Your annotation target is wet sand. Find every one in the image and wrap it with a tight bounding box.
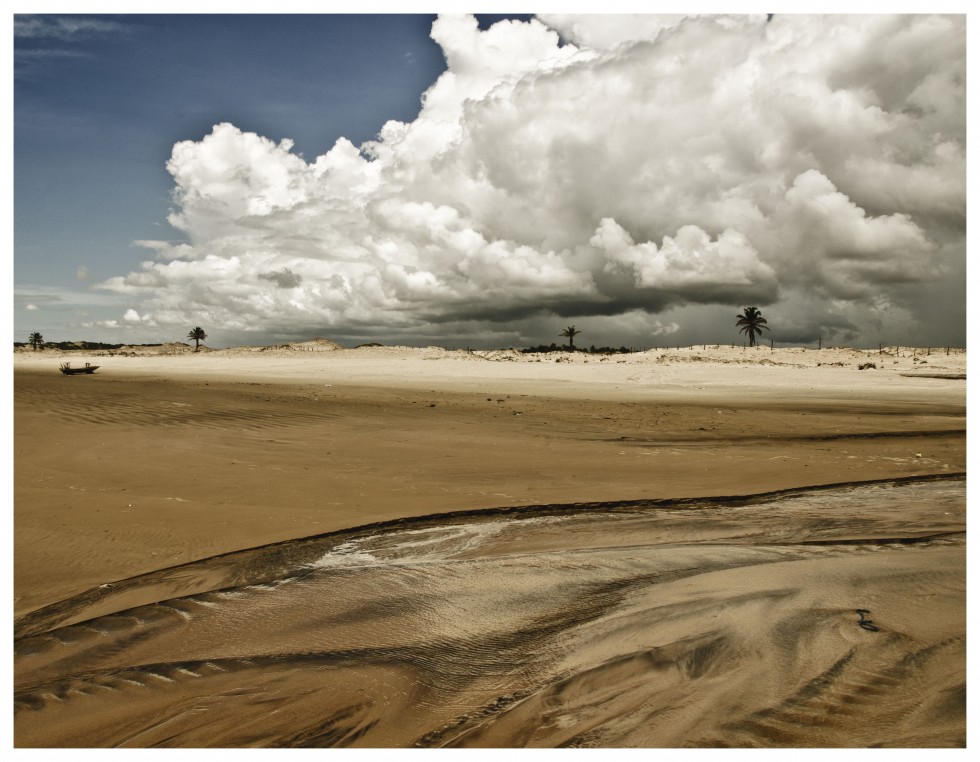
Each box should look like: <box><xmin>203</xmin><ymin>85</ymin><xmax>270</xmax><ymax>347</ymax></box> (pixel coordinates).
<box><xmin>12</xmin><ymin>346</ymin><xmax>966</xmax><ymax>747</ymax></box>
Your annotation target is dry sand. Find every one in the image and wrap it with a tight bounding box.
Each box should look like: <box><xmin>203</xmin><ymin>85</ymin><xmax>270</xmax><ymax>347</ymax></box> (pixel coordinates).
<box><xmin>12</xmin><ymin>344</ymin><xmax>966</xmax><ymax>747</ymax></box>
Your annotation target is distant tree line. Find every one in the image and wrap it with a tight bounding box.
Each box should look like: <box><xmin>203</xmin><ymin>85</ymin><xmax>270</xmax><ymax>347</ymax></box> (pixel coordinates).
<box><xmin>524</xmin><ymin>324</ymin><xmax>633</xmax><ymax>353</ymax></box>
<box><xmin>19</xmin><ymin>310</ymin><xmax>813</xmax><ymax>355</ymax></box>
<box><xmin>14</xmin><ymin>338</ymin><xmax>163</xmax><ymax>351</ymax></box>
<box><xmin>15</xmin><ymin>338</ymin><xmax>165</xmax><ymax>351</ymax></box>
<box><xmin>522</xmin><ymin>343</ymin><xmax>634</xmax><ymax>354</ymax></box>
<box><xmin>17</xmin><ymin>325</ymin><xmax>208</xmax><ymax>352</ymax></box>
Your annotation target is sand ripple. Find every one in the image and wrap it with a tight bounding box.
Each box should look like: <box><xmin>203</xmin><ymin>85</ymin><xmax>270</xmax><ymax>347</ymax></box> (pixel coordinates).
<box><xmin>16</xmin><ymin>383</ymin><xmax>339</xmax><ymax>431</ymax></box>
<box><xmin>14</xmin><ymin>476</ymin><xmax>965</xmax><ymax>748</ymax></box>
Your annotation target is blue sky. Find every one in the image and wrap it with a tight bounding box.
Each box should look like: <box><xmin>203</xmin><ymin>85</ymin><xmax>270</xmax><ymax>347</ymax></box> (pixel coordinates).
<box><xmin>13</xmin><ymin>13</ymin><xmax>500</xmax><ymax>339</ymax></box>
<box><xmin>14</xmin><ymin>11</ymin><xmax>538</xmax><ymax>343</ymax></box>
<box><xmin>16</xmin><ymin>15</ymin><xmax>447</xmax><ymax>285</ymax></box>
<box><xmin>9</xmin><ymin>7</ymin><xmax>969</xmax><ymax>349</ymax></box>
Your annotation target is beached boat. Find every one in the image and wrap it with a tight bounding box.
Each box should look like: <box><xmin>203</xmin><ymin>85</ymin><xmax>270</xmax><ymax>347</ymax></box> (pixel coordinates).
<box><xmin>59</xmin><ymin>362</ymin><xmax>99</xmax><ymax>375</ymax></box>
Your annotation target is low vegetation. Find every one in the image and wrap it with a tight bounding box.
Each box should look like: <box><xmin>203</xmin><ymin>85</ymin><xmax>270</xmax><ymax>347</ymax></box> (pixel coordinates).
<box><xmin>522</xmin><ymin>343</ymin><xmax>634</xmax><ymax>354</ymax></box>
<box><xmin>14</xmin><ymin>340</ymin><xmax>165</xmax><ymax>351</ymax></box>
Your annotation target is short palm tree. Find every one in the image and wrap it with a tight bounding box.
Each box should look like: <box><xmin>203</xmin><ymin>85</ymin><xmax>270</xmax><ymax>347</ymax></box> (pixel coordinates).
<box><xmin>187</xmin><ymin>326</ymin><xmax>207</xmax><ymax>352</ymax></box>
<box><xmin>735</xmin><ymin>307</ymin><xmax>770</xmax><ymax>347</ymax></box>
<box><xmin>560</xmin><ymin>325</ymin><xmax>581</xmax><ymax>350</ymax></box>
<box><xmin>28</xmin><ymin>332</ymin><xmax>44</xmax><ymax>351</ymax></box>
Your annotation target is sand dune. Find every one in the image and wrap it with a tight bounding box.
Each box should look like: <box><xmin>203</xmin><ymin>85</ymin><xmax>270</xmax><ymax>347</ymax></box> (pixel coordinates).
<box><xmin>13</xmin><ymin>345</ymin><xmax>966</xmax><ymax>747</ymax></box>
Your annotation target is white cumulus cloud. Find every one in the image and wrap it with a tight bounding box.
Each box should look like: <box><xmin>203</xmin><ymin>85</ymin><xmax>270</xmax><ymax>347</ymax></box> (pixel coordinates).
<box><xmin>98</xmin><ymin>13</ymin><xmax>965</xmax><ymax>347</ymax></box>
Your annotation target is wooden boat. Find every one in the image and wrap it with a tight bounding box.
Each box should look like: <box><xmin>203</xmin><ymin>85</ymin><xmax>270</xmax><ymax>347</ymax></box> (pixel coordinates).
<box><xmin>60</xmin><ymin>362</ymin><xmax>100</xmax><ymax>375</ymax></box>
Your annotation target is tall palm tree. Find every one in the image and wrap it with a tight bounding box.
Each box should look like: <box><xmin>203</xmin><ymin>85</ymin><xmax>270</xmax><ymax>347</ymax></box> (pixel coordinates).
<box><xmin>28</xmin><ymin>332</ymin><xmax>44</xmax><ymax>351</ymax></box>
<box><xmin>560</xmin><ymin>325</ymin><xmax>581</xmax><ymax>351</ymax></box>
<box><xmin>735</xmin><ymin>307</ymin><xmax>770</xmax><ymax>347</ymax></box>
<box><xmin>187</xmin><ymin>326</ymin><xmax>207</xmax><ymax>352</ymax></box>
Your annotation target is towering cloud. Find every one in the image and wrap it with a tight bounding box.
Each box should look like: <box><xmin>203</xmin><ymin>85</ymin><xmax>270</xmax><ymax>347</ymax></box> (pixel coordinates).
<box><xmin>100</xmin><ymin>13</ymin><xmax>965</xmax><ymax>347</ymax></box>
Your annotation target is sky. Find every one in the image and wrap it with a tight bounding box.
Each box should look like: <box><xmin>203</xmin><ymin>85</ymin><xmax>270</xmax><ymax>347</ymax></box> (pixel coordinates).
<box><xmin>9</xmin><ymin>4</ymin><xmax>971</xmax><ymax>350</ymax></box>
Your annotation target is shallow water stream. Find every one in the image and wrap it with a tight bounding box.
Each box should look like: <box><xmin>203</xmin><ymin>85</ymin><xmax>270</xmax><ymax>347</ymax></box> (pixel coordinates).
<box><xmin>14</xmin><ymin>476</ymin><xmax>966</xmax><ymax>747</ymax></box>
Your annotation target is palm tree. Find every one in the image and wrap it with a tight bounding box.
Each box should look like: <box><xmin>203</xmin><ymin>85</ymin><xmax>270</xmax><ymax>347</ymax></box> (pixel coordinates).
<box><xmin>735</xmin><ymin>307</ymin><xmax>770</xmax><ymax>347</ymax></box>
<box><xmin>28</xmin><ymin>332</ymin><xmax>44</xmax><ymax>351</ymax></box>
<box><xmin>560</xmin><ymin>325</ymin><xmax>581</xmax><ymax>351</ymax></box>
<box><xmin>187</xmin><ymin>326</ymin><xmax>207</xmax><ymax>352</ymax></box>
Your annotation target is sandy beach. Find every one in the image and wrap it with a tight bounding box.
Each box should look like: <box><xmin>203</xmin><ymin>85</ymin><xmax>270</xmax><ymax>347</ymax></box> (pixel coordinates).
<box><xmin>13</xmin><ymin>344</ymin><xmax>966</xmax><ymax>747</ymax></box>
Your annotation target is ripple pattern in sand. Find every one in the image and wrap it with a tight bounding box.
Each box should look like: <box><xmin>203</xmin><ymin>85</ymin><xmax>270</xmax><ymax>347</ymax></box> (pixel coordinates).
<box><xmin>17</xmin><ymin>385</ymin><xmax>338</xmax><ymax>431</ymax></box>
<box><xmin>14</xmin><ymin>477</ymin><xmax>965</xmax><ymax>748</ymax></box>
